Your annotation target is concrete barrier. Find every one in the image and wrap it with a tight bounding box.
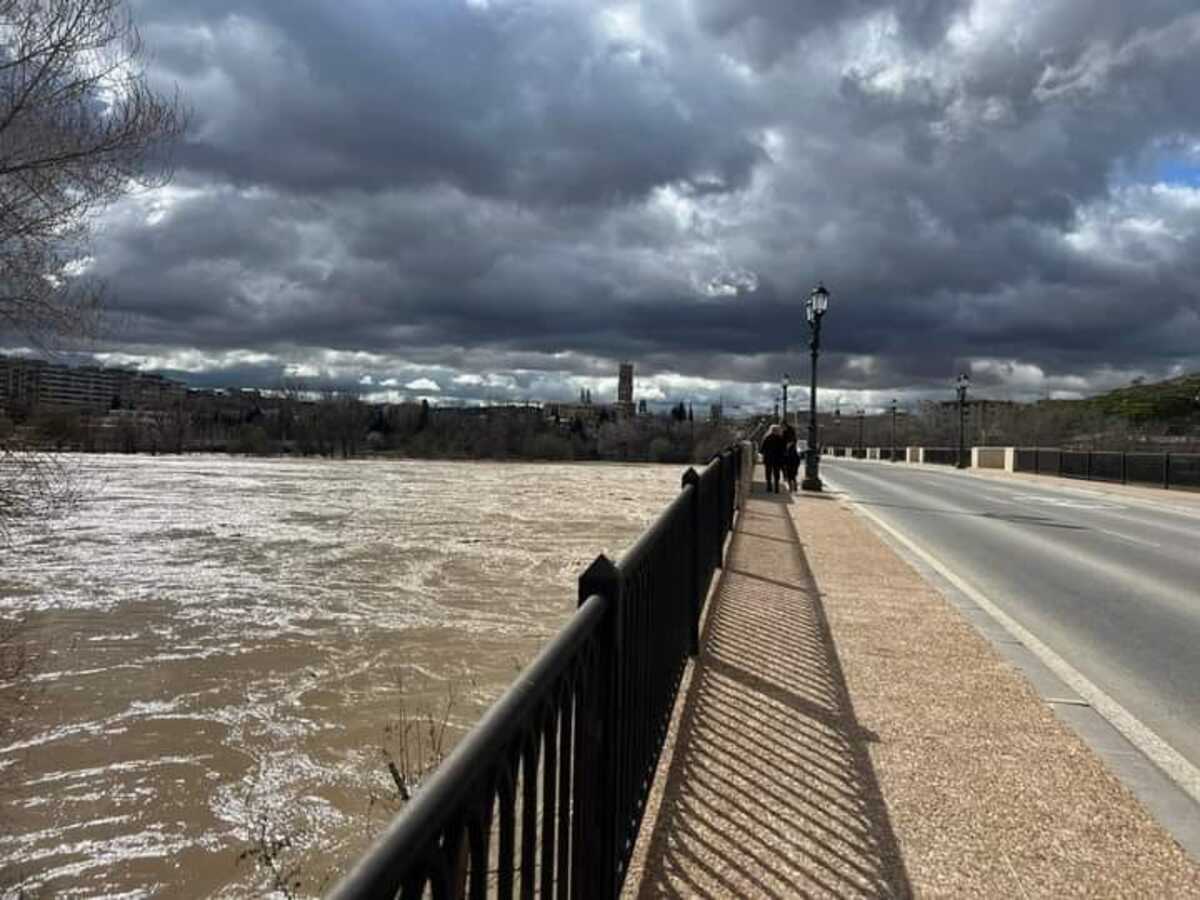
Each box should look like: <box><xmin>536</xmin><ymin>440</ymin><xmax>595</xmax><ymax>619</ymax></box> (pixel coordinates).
<box><xmin>973</xmin><ymin>447</ymin><xmax>1015</xmax><ymax>471</ymax></box>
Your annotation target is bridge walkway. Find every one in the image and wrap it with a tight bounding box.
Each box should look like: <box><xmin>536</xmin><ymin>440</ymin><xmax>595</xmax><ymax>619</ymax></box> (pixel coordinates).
<box><xmin>622</xmin><ymin>481</ymin><xmax>1200</xmax><ymax>897</ymax></box>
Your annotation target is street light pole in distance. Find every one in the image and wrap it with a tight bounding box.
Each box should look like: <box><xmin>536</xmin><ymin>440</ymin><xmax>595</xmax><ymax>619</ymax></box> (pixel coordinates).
<box><xmin>956</xmin><ymin>373</ymin><xmax>970</xmax><ymax>469</ymax></box>
<box><xmin>890</xmin><ymin>398</ymin><xmax>898</xmax><ymax>462</ymax></box>
<box><xmin>801</xmin><ymin>282</ymin><xmax>830</xmax><ymax>491</ymax></box>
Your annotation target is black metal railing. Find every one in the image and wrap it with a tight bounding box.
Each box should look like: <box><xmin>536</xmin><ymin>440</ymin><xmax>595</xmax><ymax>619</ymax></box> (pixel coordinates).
<box><xmin>328</xmin><ymin>444</ymin><xmax>749</xmax><ymax>900</ymax></box>
<box><xmin>1013</xmin><ymin>448</ymin><xmax>1200</xmax><ymax>491</ymax></box>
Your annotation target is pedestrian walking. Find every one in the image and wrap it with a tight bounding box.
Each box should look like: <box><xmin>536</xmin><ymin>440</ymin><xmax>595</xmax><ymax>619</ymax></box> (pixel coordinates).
<box><xmin>783</xmin><ymin>439</ymin><xmax>801</xmax><ymax>492</ymax></box>
<box><xmin>760</xmin><ymin>424</ymin><xmax>786</xmax><ymax>493</ymax></box>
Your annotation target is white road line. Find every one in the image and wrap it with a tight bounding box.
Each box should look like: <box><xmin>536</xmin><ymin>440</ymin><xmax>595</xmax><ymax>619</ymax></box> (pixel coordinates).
<box><xmin>824</xmin><ymin>471</ymin><xmax>1200</xmax><ymax>808</ymax></box>
<box><xmin>1094</xmin><ymin>527</ymin><xmax>1161</xmax><ymax>549</ymax></box>
<box><xmin>1006</xmin><ymin>492</ymin><xmax>1124</xmax><ymax>511</ymax></box>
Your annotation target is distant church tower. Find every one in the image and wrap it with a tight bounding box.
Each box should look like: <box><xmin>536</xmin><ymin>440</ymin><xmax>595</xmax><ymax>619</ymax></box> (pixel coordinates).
<box><xmin>618</xmin><ymin>362</ymin><xmax>634</xmax><ymax>405</ymax></box>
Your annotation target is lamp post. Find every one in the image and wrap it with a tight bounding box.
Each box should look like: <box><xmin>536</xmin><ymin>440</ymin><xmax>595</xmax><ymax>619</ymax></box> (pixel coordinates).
<box><xmin>956</xmin><ymin>373</ymin><xmax>970</xmax><ymax>469</ymax></box>
<box><xmin>774</xmin><ymin>395</ymin><xmax>780</xmax><ymax>420</ymax></box>
<box><xmin>802</xmin><ymin>283</ymin><xmax>830</xmax><ymax>491</ymax></box>
<box><xmin>890</xmin><ymin>398</ymin><xmax>898</xmax><ymax>462</ymax></box>
<box><xmin>857</xmin><ymin>408</ymin><xmax>865</xmax><ymax>456</ymax></box>
<box><xmin>782</xmin><ymin>373</ymin><xmax>789</xmax><ymax>427</ymax></box>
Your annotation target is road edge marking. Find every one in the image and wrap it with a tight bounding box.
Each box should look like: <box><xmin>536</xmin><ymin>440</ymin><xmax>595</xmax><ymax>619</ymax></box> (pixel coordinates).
<box><xmin>824</xmin><ymin>472</ymin><xmax>1200</xmax><ymax>808</ymax></box>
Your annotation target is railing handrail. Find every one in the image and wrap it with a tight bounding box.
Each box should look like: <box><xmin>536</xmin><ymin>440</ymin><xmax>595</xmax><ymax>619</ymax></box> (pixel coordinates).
<box><xmin>327</xmin><ymin>593</ymin><xmax>608</xmax><ymax>899</ymax></box>
<box><xmin>326</xmin><ymin>444</ymin><xmax>752</xmax><ymax>899</ymax></box>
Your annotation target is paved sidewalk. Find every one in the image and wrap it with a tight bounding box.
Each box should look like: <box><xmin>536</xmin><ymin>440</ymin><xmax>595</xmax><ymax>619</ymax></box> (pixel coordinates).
<box><xmin>624</xmin><ymin>482</ymin><xmax>1200</xmax><ymax>897</ymax></box>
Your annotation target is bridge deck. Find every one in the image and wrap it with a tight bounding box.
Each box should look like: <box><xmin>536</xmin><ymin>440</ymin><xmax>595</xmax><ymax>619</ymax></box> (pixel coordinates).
<box><xmin>622</xmin><ymin>480</ymin><xmax>1200</xmax><ymax>897</ymax></box>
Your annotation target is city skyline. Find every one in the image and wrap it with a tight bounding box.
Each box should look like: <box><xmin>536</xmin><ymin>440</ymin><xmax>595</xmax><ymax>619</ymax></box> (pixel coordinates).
<box><xmin>5</xmin><ymin>0</ymin><xmax>1200</xmax><ymax>413</ymax></box>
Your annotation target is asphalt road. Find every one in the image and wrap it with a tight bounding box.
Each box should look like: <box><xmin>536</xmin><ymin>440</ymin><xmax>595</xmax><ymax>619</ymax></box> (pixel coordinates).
<box><xmin>821</xmin><ymin>459</ymin><xmax>1200</xmax><ymax>774</ymax></box>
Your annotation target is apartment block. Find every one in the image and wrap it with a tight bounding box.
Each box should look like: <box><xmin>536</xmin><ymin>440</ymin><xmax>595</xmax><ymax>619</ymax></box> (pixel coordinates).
<box><xmin>0</xmin><ymin>355</ymin><xmax>186</xmax><ymax>414</ymax></box>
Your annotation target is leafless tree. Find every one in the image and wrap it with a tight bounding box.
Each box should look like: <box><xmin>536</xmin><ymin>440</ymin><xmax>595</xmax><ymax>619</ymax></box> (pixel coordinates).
<box><xmin>1</xmin><ymin>0</ymin><xmax>185</xmax><ymax>342</ymax></box>
<box><xmin>1</xmin><ymin>0</ymin><xmax>184</xmax><ymax>534</ymax></box>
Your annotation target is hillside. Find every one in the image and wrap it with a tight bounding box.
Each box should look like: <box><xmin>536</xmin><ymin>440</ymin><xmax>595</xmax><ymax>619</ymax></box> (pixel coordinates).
<box><xmin>1083</xmin><ymin>373</ymin><xmax>1200</xmax><ymax>422</ymax></box>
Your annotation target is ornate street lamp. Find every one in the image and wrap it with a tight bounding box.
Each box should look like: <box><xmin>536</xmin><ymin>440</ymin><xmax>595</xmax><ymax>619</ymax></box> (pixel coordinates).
<box><xmin>782</xmin><ymin>373</ymin><xmax>789</xmax><ymax>426</ymax></box>
<box><xmin>890</xmin><ymin>398</ymin><xmax>898</xmax><ymax>462</ymax></box>
<box><xmin>956</xmin><ymin>372</ymin><xmax>970</xmax><ymax>469</ymax></box>
<box><xmin>857</xmin><ymin>408</ymin><xmax>865</xmax><ymax>456</ymax></box>
<box><xmin>802</xmin><ymin>282</ymin><xmax>830</xmax><ymax>491</ymax></box>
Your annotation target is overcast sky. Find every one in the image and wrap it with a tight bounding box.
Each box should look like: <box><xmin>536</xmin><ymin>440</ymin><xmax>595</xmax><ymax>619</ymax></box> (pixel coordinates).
<box><xmin>24</xmin><ymin>0</ymin><xmax>1200</xmax><ymax>413</ymax></box>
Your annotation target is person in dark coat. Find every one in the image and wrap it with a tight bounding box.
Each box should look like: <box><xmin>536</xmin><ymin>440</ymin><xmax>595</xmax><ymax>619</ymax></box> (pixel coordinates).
<box><xmin>783</xmin><ymin>439</ymin><xmax>801</xmax><ymax>492</ymax></box>
<box><xmin>759</xmin><ymin>423</ymin><xmax>786</xmax><ymax>493</ymax></box>
<box><xmin>780</xmin><ymin>422</ymin><xmax>799</xmax><ymax>492</ymax></box>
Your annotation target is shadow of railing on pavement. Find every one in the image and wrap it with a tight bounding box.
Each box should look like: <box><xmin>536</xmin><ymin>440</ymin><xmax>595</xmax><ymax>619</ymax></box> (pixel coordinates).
<box><xmin>630</xmin><ymin>488</ymin><xmax>911</xmax><ymax>898</ymax></box>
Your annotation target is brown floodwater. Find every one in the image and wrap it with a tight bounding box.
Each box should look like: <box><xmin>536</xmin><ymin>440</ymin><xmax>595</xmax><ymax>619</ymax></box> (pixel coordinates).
<box><xmin>0</xmin><ymin>455</ymin><xmax>682</xmax><ymax>897</ymax></box>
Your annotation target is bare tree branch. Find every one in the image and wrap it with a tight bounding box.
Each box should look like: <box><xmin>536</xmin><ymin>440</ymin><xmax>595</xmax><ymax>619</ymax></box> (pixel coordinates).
<box><xmin>1</xmin><ymin>0</ymin><xmax>187</xmax><ymax>346</ymax></box>
<box><xmin>1</xmin><ymin>0</ymin><xmax>186</xmax><ymax>533</ymax></box>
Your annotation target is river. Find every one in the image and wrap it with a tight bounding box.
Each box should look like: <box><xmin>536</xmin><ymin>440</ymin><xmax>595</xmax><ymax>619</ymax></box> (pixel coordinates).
<box><xmin>0</xmin><ymin>455</ymin><xmax>683</xmax><ymax>897</ymax></box>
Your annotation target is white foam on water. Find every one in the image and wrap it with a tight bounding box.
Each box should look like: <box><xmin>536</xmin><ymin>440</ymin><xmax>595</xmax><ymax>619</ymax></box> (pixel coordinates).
<box><xmin>1</xmin><ymin>455</ymin><xmax>685</xmax><ymax>896</ymax></box>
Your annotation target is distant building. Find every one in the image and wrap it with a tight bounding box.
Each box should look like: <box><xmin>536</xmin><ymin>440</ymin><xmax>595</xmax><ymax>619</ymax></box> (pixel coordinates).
<box><xmin>545</xmin><ymin>402</ymin><xmax>604</xmax><ymax>428</ymax></box>
<box><xmin>615</xmin><ymin>361</ymin><xmax>635</xmax><ymax>418</ymax></box>
<box><xmin>618</xmin><ymin>362</ymin><xmax>633</xmax><ymax>405</ymax></box>
<box><xmin>0</xmin><ymin>354</ymin><xmax>185</xmax><ymax>415</ymax></box>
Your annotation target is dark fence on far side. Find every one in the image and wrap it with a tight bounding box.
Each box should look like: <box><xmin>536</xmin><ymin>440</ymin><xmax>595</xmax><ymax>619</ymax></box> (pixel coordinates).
<box><xmin>327</xmin><ymin>443</ymin><xmax>751</xmax><ymax>900</ymax></box>
<box><xmin>921</xmin><ymin>447</ymin><xmax>959</xmax><ymax>466</ymax></box>
<box><xmin>1013</xmin><ymin>448</ymin><xmax>1200</xmax><ymax>491</ymax></box>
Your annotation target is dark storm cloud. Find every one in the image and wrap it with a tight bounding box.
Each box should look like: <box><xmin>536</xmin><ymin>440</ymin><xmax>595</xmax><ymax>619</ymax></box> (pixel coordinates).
<box><xmin>67</xmin><ymin>0</ymin><xmax>1200</xmax><ymax>408</ymax></box>
<box><xmin>692</xmin><ymin>0</ymin><xmax>962</xmax><ymax>68</ymax></box>
<box><xmin>134</xmin><ymin>0</ymin><xmax>764</xmax><ymax>204</ymax></box>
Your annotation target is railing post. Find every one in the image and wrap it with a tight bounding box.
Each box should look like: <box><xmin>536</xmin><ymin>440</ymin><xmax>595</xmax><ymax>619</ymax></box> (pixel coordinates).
<box><xmin>725</xmin><ymin>450</ymin><xmax>735</xmax><ymax>544</ymax></box>
<box><xmin>721</xmin><ymin>450</ymin><xmax>733</xmax><ymax>546</ymax></box>
<box><xmin>1164</xmin><ymin>453</ymin><xmax>1171</xmax><ymax>490</ymax></box>
<box><xmin>681</xmin><ymin>468</ymin><xmax>701</xmax><ymax>657</ymax></box>
<box><xmin>1034</xmin><ymin>447</ymin><xmax>1039</xmax><ymax>475</ymax></box>
<box><xmin>726</xmin><ymin>451</ymin><xmax>734</xmax><ymax>532</ymax></box>
<box><xmin>733</xmin><ymin>446</ymin><xmax>740</xmax><ymax>512</ymax></box>
<box><xmin>575</xmin><ymin>555</ymin><xmax>622</xmax><ymax>899</ymax></box>
<box><xmin>1121</xmin><ymin>452</ymin><xmax>1127</xmax><ymax>485</ymax></box>
<box><xmin>713</xmin><ymin>456</ymin><xmax>725</xmax><ymax>566</ymax></box>
<box><xmin>1086</xmin><ymin>451</ymin><xmax>1092</xmax><ymax>481</ymax></box>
